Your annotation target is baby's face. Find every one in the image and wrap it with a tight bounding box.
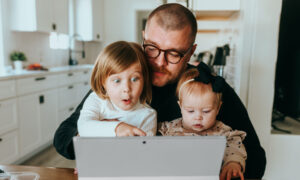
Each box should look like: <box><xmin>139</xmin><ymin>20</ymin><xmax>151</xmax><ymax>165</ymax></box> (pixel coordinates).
<box><xmin>179</xmin><ymin>91</ymin><xmax>221</xmax><ymax>132</ymax></box>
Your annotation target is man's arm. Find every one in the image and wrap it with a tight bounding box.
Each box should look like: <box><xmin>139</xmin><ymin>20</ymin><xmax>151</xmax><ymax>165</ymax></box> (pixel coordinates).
<box><xmin>53</xmin><ymin>90</ymin><xmax>92</xmax><ymax>160</ymax></box>
<box><xmin>218</xmin><ymin>83</ymin><xmax>266</xmax><ymax>178</ymax></box>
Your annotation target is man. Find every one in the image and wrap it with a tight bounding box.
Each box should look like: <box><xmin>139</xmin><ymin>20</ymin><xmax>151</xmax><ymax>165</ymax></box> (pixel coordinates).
<box><xmin>54</xmin><ymin>3</ymin><xmax>266</xmax><ymax>179</ymax></box>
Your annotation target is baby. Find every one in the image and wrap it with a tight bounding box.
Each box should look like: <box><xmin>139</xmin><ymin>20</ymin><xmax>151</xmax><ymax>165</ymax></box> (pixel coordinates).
<box><xmin>159</xmin><ymin>64</ymin><xmax>247</xmax><ymax>180</ymax></box>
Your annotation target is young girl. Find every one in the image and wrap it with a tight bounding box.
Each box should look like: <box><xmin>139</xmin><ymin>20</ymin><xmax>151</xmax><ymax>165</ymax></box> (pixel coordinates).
<box><xmin>159</xmin><ymin>65</ymin><xmax>247</xmax><ymax>180</ymax></box>
<box><xmin>78</xmin><ymin>41</ymin><xmax>157</xmax><ymax>137</ymax></box>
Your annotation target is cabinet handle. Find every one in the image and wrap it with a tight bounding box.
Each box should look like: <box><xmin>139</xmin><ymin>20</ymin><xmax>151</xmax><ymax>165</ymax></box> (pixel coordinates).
<box><xmin>69</xmin><ymin>107</ymin><xmax>74</xmax><ymax>112</ymax></box>
<box><xmin>39</xmin><ymin>95</ymin><xmax>44</xmax><ymax>104</ymax></box>
<box><xmin>68</xmin><ymin>85</ymin><xmax>74</xmax><ymax>89</ymax></box>
<box><xmin>83</xmin><ymin>71</ymin><xmax>88</xmax><ymax>74</ymax></box>
<box><xmin>52</xmin><ymin>23</ymin><xmax>56</xmax><ymax>31</ymax></box>
<box><xmin>35</xmin><ymin>77</ymin><xmax>46</xmax><ymax>81</ymax></box>
<box><xmin>68</xmin><ymin>73</ymin><xmax>73</xmax><ymax>76</ymax></box>
<box><xmin>0</xmin><ymin>138</ymin><xmax>2</xmax><ymax>142</ymax></box>
<box><xmin>97</xmin><ymin>34</ymin><xmax>100</xmax><ymax>39</ymax></box>
<box><xmin>84</xmin><ymin>82</ymin><xmax>88</xmax><ymax>85</ymax></box>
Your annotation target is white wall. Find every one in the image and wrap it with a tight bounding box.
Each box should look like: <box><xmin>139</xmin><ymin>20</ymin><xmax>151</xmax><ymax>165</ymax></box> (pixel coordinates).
<box><xmin>246</xmin><ymin>0</ymin><xmax>300</xmax><ymax>179</ymax></box>
<box><xmin>0</xmin><ymin>0</ymin><xmax>5</xmax><ymax>74</ymax></box>
<box><xmin>102</xmin><ymin>0</ymin><xmax>162</xmax><ymax>46</ymax></box>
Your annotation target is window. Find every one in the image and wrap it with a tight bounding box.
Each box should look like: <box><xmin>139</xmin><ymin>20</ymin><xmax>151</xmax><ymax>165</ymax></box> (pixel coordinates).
<box><xmin>49</xmin><ymin>32</ymin><xmax>69</xmax><ymax>50</ymax></box>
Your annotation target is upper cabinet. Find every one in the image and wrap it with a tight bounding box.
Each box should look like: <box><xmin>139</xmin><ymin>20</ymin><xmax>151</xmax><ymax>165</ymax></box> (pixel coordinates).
<box><xmin>190</xmin><ymin>0</ymin><xmax>240</xmax><ymax>11</ymax></box>
<box><xmin>189</xmin><ymin>0</ymin><xmax>240</xmax><ymax>19</ymax></box>
<box><xmin>10</xmin><ymin>0</ymin><xmax>69</xmax><ymax>34</ymax></box>
<box><xmin>75</xmin><ymin>0</ymin><xmax>104</xmax><ymax>42</ymax></box>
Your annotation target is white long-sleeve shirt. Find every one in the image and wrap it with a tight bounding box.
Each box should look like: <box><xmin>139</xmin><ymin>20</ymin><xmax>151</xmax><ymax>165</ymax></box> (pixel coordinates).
<box><xmin>78</xmin><ymin>92</ymin><xmax>157</xmax><ymax>137</ymax></box>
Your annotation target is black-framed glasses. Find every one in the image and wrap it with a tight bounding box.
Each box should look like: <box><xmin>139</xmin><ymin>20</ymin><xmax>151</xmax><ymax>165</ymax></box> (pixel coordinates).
<box><xmin>142</xmin><ymin>42</ymin><xmax>193</xmax><ymax>64</ymax></box>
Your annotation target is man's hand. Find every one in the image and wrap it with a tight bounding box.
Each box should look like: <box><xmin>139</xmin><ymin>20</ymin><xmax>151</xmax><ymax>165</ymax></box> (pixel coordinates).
<box><xmin>220</xmin><ymin>162</ymin><xmax>244</xmax><ymax>180</ymax></box>
<box><xmin>115</xmin><ymin>122</ymin><xmax>146</xmax><ymax>136</ymax></box>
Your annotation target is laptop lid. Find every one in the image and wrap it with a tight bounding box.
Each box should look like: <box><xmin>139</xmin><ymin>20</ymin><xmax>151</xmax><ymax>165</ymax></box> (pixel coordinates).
<box><xmin>73</xmin><ymin>136</ymin><xmax>226</xmax><ymax>180</ymax></box>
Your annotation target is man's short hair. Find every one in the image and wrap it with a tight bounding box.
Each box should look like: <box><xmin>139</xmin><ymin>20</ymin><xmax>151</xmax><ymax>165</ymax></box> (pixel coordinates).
<box><xmin>147</xmin><ymin>3</ymin><xmax>197</xmax><ymax>45</ymax></box>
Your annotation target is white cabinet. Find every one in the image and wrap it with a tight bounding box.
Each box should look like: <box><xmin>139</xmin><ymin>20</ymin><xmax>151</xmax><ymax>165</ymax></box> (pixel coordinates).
<box><xmin>0</xmin><ymin>80</ymin><xmax>16</xmax><ymax>100</ymax></box>
<box><xmin>18</xmin><ymin>89</ymin><xmax>58</xmax><ymax>156</ymax></box>
<box><xmin>0</xmin><ymin>130</ymin><xmax>19</xmax><ymax>164</ymax></box>
<box><xmin>40</xmin><ymin>89</ymin><xmax>58</xmax><ymax>143</ymax></box>
<box><xmin>57</xmin><ymin>69</ymin><xmax>91</xmax><ymax>124</ymax></box>
<box><xmin>16</xmin><ymin>75</ymin><xmax>58</xmax><ymax>96</ymax></box>
<box><xmin>190</xmin><ymin>0</ymin><xmax>240</xmax><ymax>11</ymax></box>
<box><xmin>0</xmin><ymin>98</ymin><xmax>18</xmax><ymax>135</ymax></box>
<box><xmin>18</xmin><ymin>93</ymin><xmax>41</xmax><ymax>156</ymax></box>
<box><xmin>0</xmin><ymin>66</ymin><xmax>92</xmax><ymax>163</ymax></box>
<box><xmin>10</xmin><ymin>0</ymin><xmax>69</xmax><ymax>34</ymax></box>
<box><xmin>52</xmin><ymin>0</ymin><xmax>69</xmax><ymax>34</ymax></box>
<box><xmin>75</xmin><ymin>0</ymin><xmax>104</xmax><ymax>41</ymax></box>
<box><xmin>76</xmin><ymin>81</ymin><xmax>90</xmax><ymax>103</ymax></box>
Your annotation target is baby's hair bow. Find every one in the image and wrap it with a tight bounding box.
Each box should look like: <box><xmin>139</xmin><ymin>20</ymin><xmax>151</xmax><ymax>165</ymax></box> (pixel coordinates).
<box><xmin>195</xmin><ymin>62</ymin><xmax>225</xmax><ymax>93</ymax></box>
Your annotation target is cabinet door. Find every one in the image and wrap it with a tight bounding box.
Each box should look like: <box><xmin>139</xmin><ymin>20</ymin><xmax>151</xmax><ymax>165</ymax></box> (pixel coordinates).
<box><xmin>18</xmin><ymin>94</ymin><xmax>41</xmax><ymax>156</ymax></box>
<box><xmin>76</xmin><ymin>81</ymin><xmax>90</xmax><ymax>103</ymax></box>
<box><xmin>91</xmin><ymin>0</ymin><xmax>104</xmax><ymax>41</ymax></box>
<box><xmin>0</xmin><ymin>130</ymin><xmax>19</xmax><ymax>164</ymax></box>
<box><xmin>36</xmin><ymin>0</ymin><xmax>52</xmax><ymax>32</ymax></box>
<box><xmin>52</xmin><ymin>0</ymin><xmax>69</xmax><ymax>34</ymax></box>
<box><xmin>0</xmin><ymin>98</ymin><xmax>18</xmax><ymax>135</ymax></box>
<box><xmin>40</xmin><ymin>89</ymin><xmax>58</xmax><ymax>143</ymax></box>
<box><xmin>75</xmin><ymin>0</ymin><xmax>104</xmax><ymax>41</ymax></box>
<box><xmin>58</xmin><ymin>84</ymin><xmax>78</xmax><ymax>110</ymax></box>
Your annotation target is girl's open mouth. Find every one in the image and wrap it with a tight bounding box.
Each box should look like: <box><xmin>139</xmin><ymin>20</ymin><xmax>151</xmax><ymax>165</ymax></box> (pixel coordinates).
<box><xmin>122</xmin><ymin>99</ymin><xmax>132</xmax><ymax>105</ymax></box>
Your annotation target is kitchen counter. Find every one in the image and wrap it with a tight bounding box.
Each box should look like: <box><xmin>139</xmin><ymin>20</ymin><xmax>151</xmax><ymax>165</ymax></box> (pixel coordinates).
<box><xmin>0</xmin><ymin>64</ymin><xmax>94</xmax><ymax>81</ymax></box>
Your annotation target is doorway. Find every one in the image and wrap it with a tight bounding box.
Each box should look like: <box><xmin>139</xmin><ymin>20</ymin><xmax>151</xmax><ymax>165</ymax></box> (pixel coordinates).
<box><xmin>272</xmin><ymin>0</ymin><xmax>300</xmax><ymax>134</ymax></box>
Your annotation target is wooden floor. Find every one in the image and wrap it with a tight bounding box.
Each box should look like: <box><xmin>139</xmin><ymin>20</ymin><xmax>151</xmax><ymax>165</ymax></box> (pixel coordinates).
<box><xmin>21</xmin><ymin>146</ymin><xmax>76</xmax><ymax>168</ymax></box>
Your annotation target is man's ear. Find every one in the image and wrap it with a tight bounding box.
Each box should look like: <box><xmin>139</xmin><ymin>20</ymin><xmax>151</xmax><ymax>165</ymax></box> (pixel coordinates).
<box><xmin>142</xmin><ymin>30</ymin><xmax>145</xmax><ymax>39</ymax></box>
<box><xmin>190</xmin><ymin>44</ymin><xmax>197</xmax><ymax>56</ymax></box>
<box><xmin>185</xmin><ymin>44</ymin><xmax>197</xmax><ymax>63</ymax></box>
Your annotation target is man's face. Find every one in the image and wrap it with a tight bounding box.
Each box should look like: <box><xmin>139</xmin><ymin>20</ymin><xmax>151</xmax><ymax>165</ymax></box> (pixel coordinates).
<box><xmin>143</xmin><ymin>18</ymin><xmax>196</xmax><ymax>87</ymax></box>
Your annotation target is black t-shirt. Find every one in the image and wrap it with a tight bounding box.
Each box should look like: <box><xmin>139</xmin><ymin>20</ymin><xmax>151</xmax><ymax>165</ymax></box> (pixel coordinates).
<box><xmin>53</xmin><ymin>64</ymin><xmax>266</xmax><ymax>178</ymax></box>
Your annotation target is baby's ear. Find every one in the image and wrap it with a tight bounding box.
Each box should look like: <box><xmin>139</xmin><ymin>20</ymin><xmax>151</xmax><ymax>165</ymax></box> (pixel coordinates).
<box><xmin>217</xmin><ymin>101</ymin><xmax>223</xmax><ymax>111</ymax></box>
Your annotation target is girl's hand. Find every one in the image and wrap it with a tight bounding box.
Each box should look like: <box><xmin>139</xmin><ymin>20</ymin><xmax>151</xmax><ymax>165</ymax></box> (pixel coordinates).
<box><xmin>220</xmin><ymin>162</ymin><xmax>244</xmax><ymax>180</ymax></box>
<box><xmin>74</xmin><ymin>168</ymin><xmax>78</xmax><ymax>174</ymax></box>
<box><xmin>115</xmin><ymin>122</ymin><xmax>146</xmax><ymax>136</ymax></box>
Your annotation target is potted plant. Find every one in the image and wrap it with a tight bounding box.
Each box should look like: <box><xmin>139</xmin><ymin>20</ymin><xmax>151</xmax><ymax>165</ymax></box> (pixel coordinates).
<box><xmin>10</xmin><ymin>51</ymin><xmax>27</xmax><ymax>72</ymax></box>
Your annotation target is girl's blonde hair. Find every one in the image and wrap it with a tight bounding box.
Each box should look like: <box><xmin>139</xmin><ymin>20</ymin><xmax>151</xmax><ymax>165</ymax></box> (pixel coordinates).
<box><xmin>176</xmin><ymin>68</ymin><xmax>222</xmax><ymax>105</ymax></box>
<box><xmin>91</xmin><ymin>41</ymin><xmax>152</xmax><ymax>104</ymax></box>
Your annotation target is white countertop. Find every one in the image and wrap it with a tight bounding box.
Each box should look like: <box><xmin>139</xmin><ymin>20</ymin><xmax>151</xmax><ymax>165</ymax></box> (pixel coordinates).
<box><xmin>0</xmin><ymin>64</ymin><xmax>94</xmax><ymax>81</ymax></box>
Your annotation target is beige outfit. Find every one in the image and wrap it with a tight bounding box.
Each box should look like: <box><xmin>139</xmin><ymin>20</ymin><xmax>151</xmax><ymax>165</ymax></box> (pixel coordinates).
<box><xmin>158</xmin><ymin>118</ymin><xmax>247</xmax><ymax>171</ymax></box>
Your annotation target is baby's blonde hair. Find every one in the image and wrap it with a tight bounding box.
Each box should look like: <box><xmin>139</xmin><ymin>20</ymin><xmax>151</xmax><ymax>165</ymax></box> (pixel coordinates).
<box><xmin>176</xmin><ymin>68</ymin><xmax>222</xmax><ymax>106</ymax></box>
<box><xmin>90</xmin><ymin>41</ymin><xmax>152</xmax><ymax>104</ymax></box>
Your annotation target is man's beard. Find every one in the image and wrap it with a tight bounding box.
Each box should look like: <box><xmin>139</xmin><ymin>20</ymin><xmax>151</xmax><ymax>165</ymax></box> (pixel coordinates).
<box><xmin>150</xmin><ymin>63</ymin><xmax>187</xmax><ymax>86</ymax></box>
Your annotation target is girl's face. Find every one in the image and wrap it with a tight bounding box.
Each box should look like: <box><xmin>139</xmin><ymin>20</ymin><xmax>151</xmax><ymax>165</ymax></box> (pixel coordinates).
<box><xmin>179</xmin><ymin>90</ymin><xmax>221</xmax><ymax>132</ymax></box>
<box><xmin>105</xmin><ymin>62</ymin><xmax>144</xmax><ymax>111</ymax></box>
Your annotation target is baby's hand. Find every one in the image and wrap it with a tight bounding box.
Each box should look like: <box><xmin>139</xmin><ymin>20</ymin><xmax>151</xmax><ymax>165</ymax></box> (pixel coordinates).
<box><xmin>220</xmin><ymin>162</ymin><xmax>244</xmax><ymax>180</ymax></box>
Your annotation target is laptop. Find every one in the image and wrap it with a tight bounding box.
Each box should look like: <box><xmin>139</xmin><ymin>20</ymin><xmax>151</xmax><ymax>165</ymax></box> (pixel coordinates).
<box><xmin>73</xmin><ymin>136</ymin><xmax>226</xmax><ymax>180</ymax></box>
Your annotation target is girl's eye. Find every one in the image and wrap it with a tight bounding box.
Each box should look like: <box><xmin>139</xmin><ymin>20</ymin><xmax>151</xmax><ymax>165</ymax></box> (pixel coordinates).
<box><xmin>113</xmin><ymin>79</ymin><xmax>120</xmax><ymax>83</ymax></box>
<box><xmin>203</xmin><ymin>110</ymin><xmax>211</xmax><ymax>114</ymax></box>
<box><xmin>131</xmin><ymin>77</ymin><xmax>139</xmax><ymax>82</ymax></box>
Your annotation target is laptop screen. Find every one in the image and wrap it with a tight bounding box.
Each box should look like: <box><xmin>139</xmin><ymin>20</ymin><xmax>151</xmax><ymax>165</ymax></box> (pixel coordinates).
<box><xmin>73</xmin><ymin>136</ymin><xmax>226</xmax><ymax>178</ymax></box>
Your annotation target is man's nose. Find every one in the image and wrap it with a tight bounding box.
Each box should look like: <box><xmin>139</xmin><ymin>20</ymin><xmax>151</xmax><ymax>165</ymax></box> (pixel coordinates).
<box><xmin>154</xmin><ymin>52</ymin><xmax>167</xmax><ymax>67</ymax></box>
